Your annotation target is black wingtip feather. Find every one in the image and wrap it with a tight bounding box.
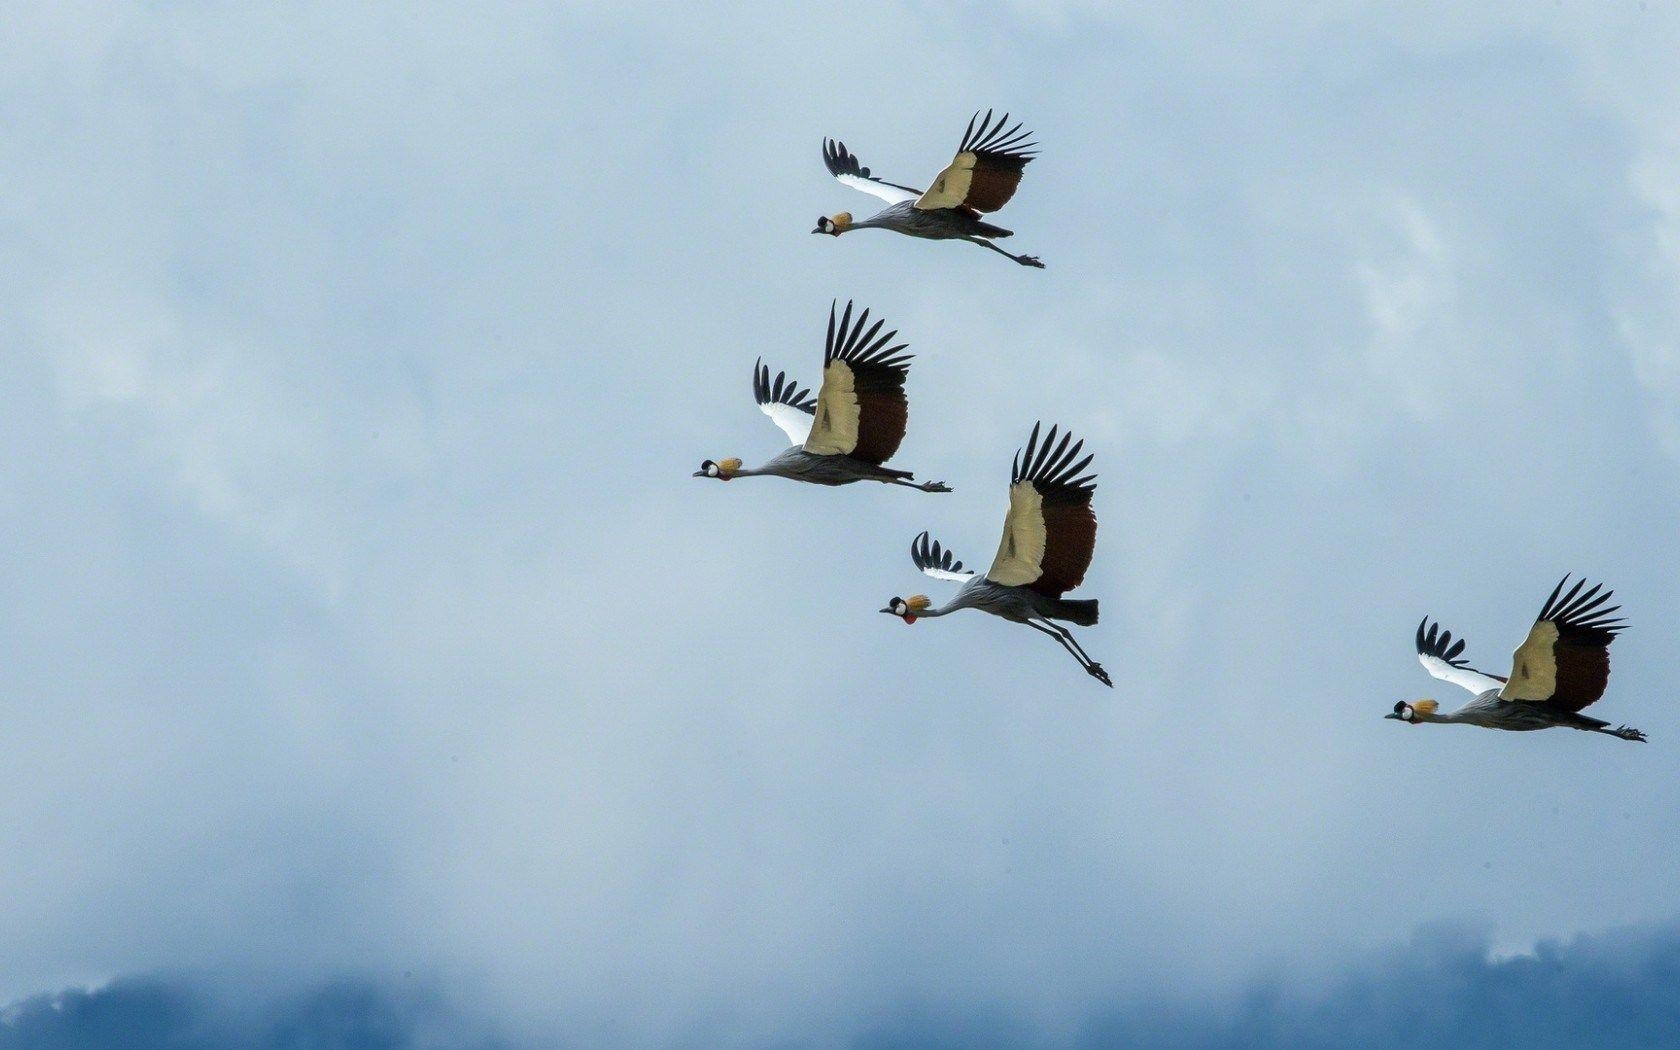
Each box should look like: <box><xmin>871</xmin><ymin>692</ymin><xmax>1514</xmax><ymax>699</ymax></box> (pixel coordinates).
<box><xmin>911</xmin><ymin>530</ymin><xmax>965</xmax><ymax>575</ymax></box>
<box><xmin>823</xmin><ymin>139</ymin><xmax>871</xmax><ymax>179</ymax></box>
<box><xmin>825</xmin><ymin>300</ymin><xmax>912</xmax><ymax>372</ymax></box>
<box><xmin>1537</xmin><ymin>574</ymin><xmax>1628</xmax><ymax>638</ymax></box>
<box><xmin>753</xmin><ymin>357</ymin><xmax>815</xmax><ymax>412</ymax></box>
<box><xmin>1010</xmin><ymin>422</ymin><xmax>1097</xmax><ymax>494</ymax></box>
<box><xmin>960</xmin><ymin>108</ymin><xmax>1039</xmax><ymax>161</ymax></box>
<box><xmin>1416</xmin><ymin>617</ymin><xmax>1472</xmax><ymax>667</ymax></box>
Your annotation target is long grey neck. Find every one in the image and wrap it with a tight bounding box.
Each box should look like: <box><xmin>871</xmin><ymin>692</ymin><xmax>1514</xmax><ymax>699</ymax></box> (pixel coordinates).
<box><xmin>918</xmin><ymin>590</ymin><xmax>981</xmax><ymax>618</ymax></box>
<box><xmin>746</xmin><ymin>448</ymin><xmax>807</xmax><ymax>479</ymax></box>
<box><xmin>924</xmin><ymin>582</ymin><xmax>988</xmax><ymax>619</ymax></box>
<box><xmin>733</xmin><ymin>457</ymin><xmax>796</xmax><ymax>478</ymax></box>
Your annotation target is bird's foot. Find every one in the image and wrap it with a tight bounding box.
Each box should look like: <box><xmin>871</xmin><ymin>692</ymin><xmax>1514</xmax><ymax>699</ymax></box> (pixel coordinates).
<box><xmin>1017</xmin><ymin>255</ymin><xmax>1045</xmax><ymax>269</ymax></box>
<box><xmin>1087</xmin><ymin>662</ymin><xmax>1113</xmax><ymax>688</ymax></box>
<box><xmin>921</xmin><ymin>480</ymin><xmax>952</xmax><ymax>493</ymax></box>
<box><xmin>1614</xmin><ymin>725</ymin><xmax>1648</xmax><ymax>742</ymax></box>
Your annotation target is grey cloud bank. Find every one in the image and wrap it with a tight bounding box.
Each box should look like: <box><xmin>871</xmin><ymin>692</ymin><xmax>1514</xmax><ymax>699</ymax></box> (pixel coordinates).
<box><xmin>7</xmin><ymin>920</ymin><xmax>1680</xmax><ymax>1047</ymax></box>
<box><xmin>0</xmin><ymin>976</ymin><xmax>500</xmax><ymax>1050</ymax></box>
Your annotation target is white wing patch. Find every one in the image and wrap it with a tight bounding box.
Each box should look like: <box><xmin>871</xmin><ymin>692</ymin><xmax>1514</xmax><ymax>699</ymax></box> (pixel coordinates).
<box><xmin>986</xmin><ymin>480</ymin><xmax>1046</xmax><ymax>586</ymax></box>
<box><xmin>759</xmin><ymin>401</ymin><xmax>812</xmax><ymax>446</ymax></box>
<box><xmin>1500</xmin><ymin>620</ymin><xmax>1559</xmax><ymax>701</ymax></box>
<box><xmin>836</xmin><ymin>172</ymin><xmax>918</xmax><ymax>206</ymax></box>
<box><xmin>911</xmin><ymin>531</ymin><xmax>974</xmax><ymax>582</ymax></box>
<box><xmin>803</xmin><ymin>360</ymin><xmax>859</xmax><ymax>457</ymax></box>
<box><xmin>1417</xmin><ymin>653</ymin><xmax>1504</xmax><ymax>696</ymax></box>
<box><xmin>922</xmin><ymin>564</ymin><xmax>973</xmax><ymax>582</ymax></box>
<box><xmin>915</xmin><ymin>152</ymin><xmax>976</xmax><ymax>211</ymax></box>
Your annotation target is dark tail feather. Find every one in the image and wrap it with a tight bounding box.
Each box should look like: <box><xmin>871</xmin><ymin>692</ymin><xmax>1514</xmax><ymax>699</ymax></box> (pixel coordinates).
<box><xmin>1564</xmin><ymin>711</ymin><xmax>1611</xmax><ymax>730</ymax></box>
<box><xmin>1048</xmin><ymin>598</ymin><xmax>1098</xmax><ymax>626</ymax></box>
<box><xmin>974</xmin><ymin>219</ymin><xmax>1013</xmax><ymax>238</ymax></box>
<box><xmin>878</xmin><ymin>465</ymin><xmax>914</xmax><ymax>480</ymax></box>
<box><xmin>1568</xmin><ymin>711</ymin><xmax>1647</xmax><ymax>741</ymax></box>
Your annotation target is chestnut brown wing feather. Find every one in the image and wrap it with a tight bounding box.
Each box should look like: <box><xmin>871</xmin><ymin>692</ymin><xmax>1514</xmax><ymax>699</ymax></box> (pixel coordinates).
<box><xmin>805</xmin><ymin>300</ymin><xmax>913</xmax><ymax>465</ymax></box>
<box><xmin>1501</xmin><ymin>576</ymin><xmax>1625</xmax><ymax>712</ymax></box>
<box><xmin>987</xmin><ymin>422</ymin><xmax>1097</xmax><ymax>598</ymax></box>
<box><xmin>915</xmin><ymin>110</ymin><xmax>1038</xmax><ymax>214</ymax></box>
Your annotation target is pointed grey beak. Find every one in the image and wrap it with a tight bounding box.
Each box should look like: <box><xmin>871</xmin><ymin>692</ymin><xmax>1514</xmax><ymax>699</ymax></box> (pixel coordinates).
<box><xmin>811</xmin><ymin>226</ymin><xmax>824</xmax><ymax>234</ymax></box>
<box><xmin>692</xmin><ymin>470</ymin><xmax>706</xmax><ymax>477</ymax></box>
<box><xmin>879</xmin><ymin>608</ymin><xmax>896</xmax><ymax>614</ymax></box>
<box><xmin>1384</xmin><ymin>712</ymin><xmax>1403</xmax><ymax>719</ymax></box>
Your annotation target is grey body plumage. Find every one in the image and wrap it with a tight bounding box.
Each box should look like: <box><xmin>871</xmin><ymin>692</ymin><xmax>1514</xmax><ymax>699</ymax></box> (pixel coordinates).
<box><xmin>844</xmin><ymin>201</ymin><xmax>1013</xmax><ymax>242</ymax></box>
<box><xmin>816</xmin><ymin>112</ymin><xmax>1045</xmax><ymax>268</ymax></box>
<box><xmin>1388</xmin><ymin>691</ymin><xmax>1645</xmax><ymax>740</ymax></box>
<box><xmin>694</xmin><ymin>300</ymin><xmax>950</xmax><ymax>493</ymax></box>
<box><xmin>1397</xmin><ymin>579</ymin><xmax>1647</xmax><ymax>742</ymax></box>
<box><xmin>733</xmin><ymin>446</ymin><xmax>942</xmax><ymax>489</ymax></box>
<box><xmin>884</xmin><ymin>424</ymin><xmax>1110</xmax><ymax>688</ymax></box>
<box><xmin>934</xmin><ymin>575</ymin><xmax>1095</xmax><ymax>625</ymax></box>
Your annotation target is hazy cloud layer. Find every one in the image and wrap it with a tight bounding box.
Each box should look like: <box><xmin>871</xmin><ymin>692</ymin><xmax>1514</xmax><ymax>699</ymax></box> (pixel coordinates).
<box><xmin>3</xmin><ymin>2</ymin><xmax>1679</xmax><ymax>1045</ymax></box>
<box><xmin>8</xmin><ymin>920</ymin><xmax>1680</xmax><ymax>1047</ymax></box>
<box><xmin>0</xmin><ymin>976</ymin><xmax>500</xmax><ymax>1050</ymax></box>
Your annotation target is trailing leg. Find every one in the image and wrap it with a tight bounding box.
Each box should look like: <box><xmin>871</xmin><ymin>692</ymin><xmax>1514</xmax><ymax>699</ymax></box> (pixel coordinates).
<box><xmin>968</xmin><ymin>237</ymin><xmax>1045</xmax><ymax>268</ymax></box>
<box><xmin>888</xmin><ymin>477</ymin><xmax>952</xmax><ymax>492</ymax></box>
<box><xmin>1039</xmin><ymin>621</ymin><xmax>1094</xmax><ymax>665</ymax></box>
<box><xmin>1027</xmin><ymin>619</ymin><xmax>1112</xmax><ymax>687</ymax></box>
<box><xmin>1592</xmin><ymin>724</ymin><xmax>1647</xmax><ymax>742</ymax></box>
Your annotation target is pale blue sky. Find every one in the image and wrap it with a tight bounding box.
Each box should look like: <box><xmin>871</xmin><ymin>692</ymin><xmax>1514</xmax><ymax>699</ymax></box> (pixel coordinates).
<box><xmin>3</xmin><ymin>3</ymin><xmax>1679</xmax><ymax>1046</ymax></box>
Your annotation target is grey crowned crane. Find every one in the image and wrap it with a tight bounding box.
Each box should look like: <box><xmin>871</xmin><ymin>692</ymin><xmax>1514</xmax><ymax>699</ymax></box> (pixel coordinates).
<box><xmin>882</xmin><ymin>423</ymin><xmax>1111</xmax><ymax>687</ymax></box>
<box><xmin>1392</xmin><ymin>576</ymin><xmax>1645</xmax><ymax>741</ymax></box>
<box><xmin>815</xmin><ymin>110</ymin><xmax>1044</xmax><ymax>268</ymax></box>
<box><xmin>694</xmin><ymin>300</ymin><xmax>950</xmax><ymax>492</ymax></box>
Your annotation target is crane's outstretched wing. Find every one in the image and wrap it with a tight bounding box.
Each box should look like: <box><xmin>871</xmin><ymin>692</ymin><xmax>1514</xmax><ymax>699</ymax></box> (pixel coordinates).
<box><xmin>911</xmin><ymin>530</ymin><xmax>974</xmax><ymax>582</ymax></box>
<box><xmin>986</xmin><ymin>423</ymin><xmax>1096</xmax><ymax>597</ymax></box>
<box><xmin>823</xmin><ymin>139</ymin><xmax>921</xmax><ymax>205</ymax></box>
<box><xmin>916</xmin><ymin>110</ymin><xmax>1037</xmax><ymax>214</ymax></box>
<box><xmin>1500</xmin><ymin>575</ymin><xmax>1625</xmax><ymax>711</ymax></box>
<box><xmin>803</xmin><ymin>300</ymin><xmax>912</xmax><ymax>464</ymax></box>
<box><xmin>754</xmin><ymin>358</ymin><xmax>815</xmax><ymax>446</ymax></box>
<box><xmin>1416</xmin><ymin>618</ymin><xmax>1506</xmax><ymax>695</ymax></box>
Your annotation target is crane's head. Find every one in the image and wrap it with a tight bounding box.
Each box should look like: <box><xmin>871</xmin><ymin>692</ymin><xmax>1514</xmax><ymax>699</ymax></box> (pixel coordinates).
<box><xmin>1386</xmin><ymin>699</ymin><xmax>1438</xmax><ymax>724</ymax></box>
<box><xmin>693</xmin><ymin>457</ymin><xmax>742</xmax><ymax>481</ymax></box>
<box><xmin>813</xmin><ymin>212</ymin><xmax>851</xmax><ymax>236</ymax></box>
<box><xmin>880</xmin><ymin>594</ymin><xmax>930</xmax><ymax>624</ymax></box>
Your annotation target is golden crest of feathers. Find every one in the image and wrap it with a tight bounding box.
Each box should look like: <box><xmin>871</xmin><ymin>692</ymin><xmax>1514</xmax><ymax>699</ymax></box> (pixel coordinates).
<box><xmin>906</xmin><ymin>595</ymin><xmax>931</xmax><ymax>612</ymax></box>
<box><xmin>1413</xmin><ymin>699</ymin><xmax>1438</xmax><ymax>716</ymax></box>
<box><xmin>831</xmin><ymin>211</ymin><xmax>852</xmax><ymax>229</ymax></box>
<box><xmin>718</xmin><ymin>458</ymin><xmax>742</xmax><ymax>473</ymax></box>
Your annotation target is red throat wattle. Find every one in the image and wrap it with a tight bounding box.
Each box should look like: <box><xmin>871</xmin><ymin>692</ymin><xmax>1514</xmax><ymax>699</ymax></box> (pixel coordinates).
<box><xmin>902</xmin><ymin>615</ymin><xmax>916</xmax><ymax>625</ymax></box>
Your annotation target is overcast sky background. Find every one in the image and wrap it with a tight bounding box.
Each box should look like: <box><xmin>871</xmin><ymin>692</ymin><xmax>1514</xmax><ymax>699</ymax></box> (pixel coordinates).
<box><xmin>4</xmin><ymin>3</ymin><xmax>1680</xmax><ymax>1046</ymax></box>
